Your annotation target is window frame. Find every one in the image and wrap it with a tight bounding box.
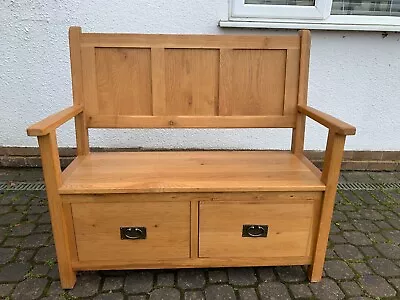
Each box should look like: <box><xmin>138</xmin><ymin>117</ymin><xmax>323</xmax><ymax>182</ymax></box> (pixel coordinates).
<box><xmin>224</xmin><ymin>0</ymin><xmax>400</xmax><ymax>31</ymax></box>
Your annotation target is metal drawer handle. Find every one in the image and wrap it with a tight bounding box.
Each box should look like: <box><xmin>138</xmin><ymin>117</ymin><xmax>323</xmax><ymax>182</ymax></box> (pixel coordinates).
<box><xmin>120</xmin><ymin>227</ymin><xmax>147</xmax><ymax>240</ymax></box>
<box><xmin>242</xmin><ymin>225</ymin><xmax>268</xmax><ymax>238</ymax></box>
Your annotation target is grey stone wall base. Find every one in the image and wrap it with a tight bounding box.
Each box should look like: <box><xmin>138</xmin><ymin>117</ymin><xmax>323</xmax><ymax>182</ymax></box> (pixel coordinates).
<box><xmin>0</xmin><ymin>147</ymin><xmax>399</xmax><ymax>171</ymax></box>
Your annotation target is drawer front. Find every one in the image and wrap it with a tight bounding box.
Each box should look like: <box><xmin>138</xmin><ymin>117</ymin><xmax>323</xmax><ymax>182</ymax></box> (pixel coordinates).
<box><xmin>72</xmin><ymin>202</ymin><xmax>190</xmax><ymax>261</ymax></box>
<box><xmin>199</xmin><ymin>200</ymin><xmax>320</xmax><ymax>258</ymax></box>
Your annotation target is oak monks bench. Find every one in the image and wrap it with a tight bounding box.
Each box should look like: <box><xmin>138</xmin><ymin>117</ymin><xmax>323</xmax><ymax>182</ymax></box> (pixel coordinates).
<box><xmin>27</xmin><ymin>27</ymin><xmax>356</xmax><ymax>289</ymax></box>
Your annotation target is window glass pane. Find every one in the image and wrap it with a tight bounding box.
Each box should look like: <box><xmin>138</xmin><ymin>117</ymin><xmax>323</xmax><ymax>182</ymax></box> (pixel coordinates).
<box><xmin>331</xmin><ymin>0</ymin><xmax>400</xmax><ymax>16</ymax></box>
<box><xmin>245</xmin><ymin>0</ymin><xmax>315</xmax><ymax>6</ymax></box>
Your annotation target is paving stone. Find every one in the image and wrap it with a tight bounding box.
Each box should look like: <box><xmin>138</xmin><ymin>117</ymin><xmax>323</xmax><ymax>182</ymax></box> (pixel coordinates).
<box><xmin>289</xmin><ymin>284</ymin><xmax>313</xmax><ymax>299</ymax></box>
<box><xmin>28</xmin><ymin>205</ymin><xmax>48</xmax><ymax>214</ymax></box>
<box><xmin>324</xmin><ymin>260</ymin><xmax>355</xmax><ymax>280</ymax></box>
<box><xmin>348</xmin><ymin>297</ymin><xmax>373</xmax><ymax>300</ymax></box>
<box><xmin>128</xmin><ymin>296</ymin><xmax>148</xmax><ymax>300</ymax></box>
<box><xmin>352</xmin><ymin>220</ymin><xmax>379</xmax><ymax>233</ymax></box>
<box><xmin>343</xmin><ymin>172</ymin><xmax>374</xmax><ymax>182</ymax></box>
<box><xmin>359</xmin><ymin>246</ymin><xmax>379</xmax><ymax>258</ymax></box>
<box><xmin>13</xmin><ymin>194</ymin><xmax>33</xmax><ymax>205</ymax></box>
<box><xmin>368</xmin><ymin>232</ymin><xmax>388</xmax><ymax>243</ymax></box>
<box><xmin>329</xmin><ymin>234</ymin><xmax>347</xmax><ymax>244</ymax></box>
<box><xmin>47</xmin><ymin>281</ymin><xmax>63</xmax><ymax>296</ymax></box>
<box><xmin>256</xmin><ymin>267</ymin><xmax>276</xmax><ymax>282</ymax></box>
<box><xmin>310</xmin><ymin>278</ymin><xmax>345</xmax><ymax>300</ymax></box>
<box><xmin>3</xmin><ymin>236</ymin><xmax>22</xmax><ymax>247</ymax></box>
<box><xmin>94</xmin><ymin>293</ymin><xmax>125</xmax><ymax>300</ymax></box>
<box><xmin>177</xmin><ymin>269</ymin><xmax>206</xmax><ymax>289</ymax></box>
<box><xmin>9</xmin><ymin>223</ymin><xmax>35</xmax><ymax>236</ymax></box>
<box><xmin>15</xmin><ymin>249</ymin><xmax>35</xmax><ymax>262</ymax></box>
<box><xmin>336</xmin><ymin>222</ymin><xmax>356</xmax><ymax>231</ymax></box>
<box><xmin>334</xmin><ymin>244</ymin><xmax>364</xmax><ymax>260</ymax></box>
<box><xmin>11</xmin><ymin>278</ymin><xmax>47</xmax><ymax>300</ymax></box>
<box><xmin>369</xmin><ymin>172</ymin><xmax>399</xmax><ymax>182</ymax></box>
<box><xmin>34</xmin><ymin>245</ymin><xmax>56</xmax><ymax>263</ymax></box>
<box><xmin>156</xmin><ymin>272</ymin><xmax>174</xmax><ymax>287</ymax></box>
<box><xmin>375</xmin><ymin>220</ymin><xmax>393</xmax><ymax>229</ymax></box>
<box><xmin>38</xmin><ymin>212</ymin><xmax>51</xmax><ymax>224</ymax></box>
<box><xmin>258</xmin><ymin>282</ymin><xmax>290</xmax><ymax>300</ymax></box>
<box><xmin>388</xmin><ymin>278</ymin><xmax>400</xmax><ymax>292</ymax></box>
<box><xmin>14</xmin><ymin>205</ymin><xmax>28</xmax><ymax>212</ymax></box>
<box><xmin>21</xmin><ymin>233</ymin><xmax>50</xmax><ymax>248</ymax></box>
<box><xmin>368</xmin><ymin>257</ymin><xmax>400</xmax><ymax>276</ymax></box>
<box><xmin>0</xmin><ymin>213</ymin><xmax>23</xmax><ymax>225</ymax></box>
<box><xmin>357</xmin><ymin>275</ymin><xmax>396</xmax><ymax>298</ymax></box>
<box><xmin>69</xmin><ymin>273</ymin><xmax>101</xmax><ymax>297</ymax></box>
<box><xmin>0</xmin><ymin>283</ymin><xmax>14</xmax><ymax>297</ymax></box>
<box><xmin>103</xmin><ymin>276</ymin><xmax>124</xmax><ymax>291</ymax></box>
<box><xmin>0</xmin><ymin>247</ymin><xmax>17</xmax><ymax>264</ymax></box>
<box><xmin>25</xmin><ymin>214</ymin><xmax>41</xmax><ymax>222</ymax></box>
<box><xmin>205</xmin><ymin>284</ymin><xmax>236</xmax><ymax>300</ymax></box>
<box><xmin>330</xmin><ymin>223</ymin><xmax>340</xmax><ymax>234</ymax></box>
<box><xmin>0</xmin><ymin>262</ymin><xmax>31</xmax><ymax>282</ymax></box>
<box><xmin>208</xmin><ymin>269</ymin><xmax>228</xmax><ymax>283</ymax></box>
<box><xmin>124</xmin><ymin>271</ymin><xmax>153</xmax><ymax>294</ymax></box>
<box><xmin>0</xmin><ymin>206</ymin><xmax>11</xmax><ymax>214</ymax></box>
<box><xmin>382</xmin><ymin>230</ymin><xmax>400</xmax><ymax>244</ymax></box>
<box><xmin>238</xmin><ymin>287</ymin><xmax>258</xmax><ymax>300</ymax></box>
<box><xmin>340</xmin><ymin>281</ymin><xmax>363</xmax><ymax>297</ymax></box>
<box><xmin>343</xmin><ymin>231</ymin><xmax>373</xmax><ymax>246</ymax></box>
<box><xmin>388</xmin><ymin>217</ymin><xmax>400</xmax><ymax>230</ymax></box>
<box><xmin>354</xmin><ymin>191</ymin><xmax>379</xmax><ymax>205</ymax></box>
<box><xmin>185</xmin><ymin>290</ymin><xmax>205</xmax><ymax>300</ymax></box>
<box><xmin>326</xmin><ymin>248</ymin><xmax>338</xmax><ymax>259</ymax></box>
<box><xmin>346</xmin><ymin>211</ymin><xmax>362</xmax><ymax>219</ymax></box>
<box><xmin>228</xmin><ymin>267</ymin><xmax>257</xmax><ymax>286</ymax></box>
<box><xmin>275</xmin><ymin>266</ymin><xmax>306</xmax><ymax>283</ymax></box>
<box><xmin>335</xmin><ymin>204</ymin><xmax>356</xmax><ymax>212</ymax></box>
<box><xmin>350</xmin><ymin>262</ymin><xmax>373</xmax><ymax>275</ymax></box>
<box><xmin>375</xmin><ymin>243</ymin><xmax>400</xmax><ymax>259</ymax></box>
<box><xmin>359</xmin><ymin>209</ymin><xmax>385</xmax><ymax>220</ymax></box>
<box><xmin>33</xmin><ymin>224</ymin><xmax>52</xmax><ymax>233</ymax></box>
<box><xmin>149</xmin><ymin>287</ymin><xmax>180</xmax><ymax>300</ymax></box>
<box><xmin>341</xmin><ymin>191</ymin><xmax>364</xmax><ymax>206</ymax></box>
<box><xmin>332</xmin><ymin>211</ymin><xmax>348</xmax><ymax>222</ymax></box>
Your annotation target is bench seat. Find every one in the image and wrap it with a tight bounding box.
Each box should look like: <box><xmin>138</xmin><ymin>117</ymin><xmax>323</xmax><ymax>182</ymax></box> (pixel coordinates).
<box><xmin>59</xmin><ymin>151</ymin><xmax>325</xmax><ymax>194</ymax></box>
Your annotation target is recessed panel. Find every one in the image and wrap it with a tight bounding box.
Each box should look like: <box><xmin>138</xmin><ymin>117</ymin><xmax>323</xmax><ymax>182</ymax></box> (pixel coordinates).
<box><xmin>222</xmin><ymin>50</ymin><xmax>287</xmax><ymax>116</ymax></box>
<box><xmin>164</xmin><ymin>49</ymin><xmax>219</xmax><ymax>116</ymax></box>
<box><xmin>95</xmin><ymin>48</ymin><xmax>152</xmax><ymax>115</ymax></box>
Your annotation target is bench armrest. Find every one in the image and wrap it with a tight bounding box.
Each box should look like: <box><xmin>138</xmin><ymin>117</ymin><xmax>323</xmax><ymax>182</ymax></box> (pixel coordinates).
<box><xmin>27</xmin><ymin>105</ymin><xmax>83</xmax><ymax>136</ymax></box>
<box><xmin>298</xmin><ymin>105</ymin><xmax>356</xmax><ymax>136</ymax></box>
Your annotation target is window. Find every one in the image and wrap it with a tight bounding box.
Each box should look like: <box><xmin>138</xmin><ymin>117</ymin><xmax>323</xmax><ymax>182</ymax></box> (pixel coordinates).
<box><xmin>221</xmin><ymin>0</ymin><xmax>400</xmax><ymax>31</ymax></box>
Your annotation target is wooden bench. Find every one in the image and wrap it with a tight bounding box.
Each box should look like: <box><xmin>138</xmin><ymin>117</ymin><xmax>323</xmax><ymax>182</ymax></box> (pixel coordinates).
<box><xmin>27</xmin><ymin>27</ymin><xmax>356</xmax><ymax>289</ymax></box>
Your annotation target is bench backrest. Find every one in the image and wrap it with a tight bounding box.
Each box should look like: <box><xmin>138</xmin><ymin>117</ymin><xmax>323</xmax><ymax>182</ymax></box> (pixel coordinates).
<box><xmin>70</xmin><ymin>27</ymin><xmax>310</xmax><ymax>129</ymax></box>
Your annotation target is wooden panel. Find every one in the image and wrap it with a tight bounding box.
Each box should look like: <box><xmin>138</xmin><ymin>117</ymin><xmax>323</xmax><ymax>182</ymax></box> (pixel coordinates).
<box><xmin>164</xmin><ymin>49</ymin><xmax>219</xmax><ymax>115</ymax></box>
<box><xmin>95</xmin><ymin>48</ymin><xmax>152</xmax><ymax>115</ymax></box>
<box><xmin>220</xmin><ymin>50</ymin><xmax>286</xmax><ymax>116</ymax></box>
<box><xmin>72</xmin><ymin>256</ymin><xmax>311</xmax><ymax>271</ymax></box>
<box><xmin>61</xmin><ymin>191</ymin><xmax>323</xmax><ymax>204</ymax></box>
<box><xmin>88</xmin><ymin>115</ymin><xmax>296</xmax><ymax>128</ymax></box>
<box><xmin>199</xmin><ymin>200</ymin><xmax>320</xmax><ymax>258</ymax></box>
<box><xmin>59</xmin><ymin>151</ymin><xmax>326</xmax><ymax>194</ymax></box>
<box><xmin>81</xmin><ymin>33</ymin><xmax>301</xmax><ymax>49</ymax></box>
<box><xmin>72</xmin><ymin>202</ymin><xmax>190</xmax><ymax>261</ymax></box>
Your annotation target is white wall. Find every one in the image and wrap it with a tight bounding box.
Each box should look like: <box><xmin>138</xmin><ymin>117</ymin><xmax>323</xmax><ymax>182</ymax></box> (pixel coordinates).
<box><xmin>1</xmin><ymin>0</ymin><xmax>399</xmax><ymax>151</ymax></box>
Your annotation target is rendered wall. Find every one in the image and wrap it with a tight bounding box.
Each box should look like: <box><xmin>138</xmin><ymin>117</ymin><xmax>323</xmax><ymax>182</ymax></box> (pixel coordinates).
<box><xmin>1</xmin><ymin>0</ymin><xmax>399</xmax><ymax>150</ymax></box>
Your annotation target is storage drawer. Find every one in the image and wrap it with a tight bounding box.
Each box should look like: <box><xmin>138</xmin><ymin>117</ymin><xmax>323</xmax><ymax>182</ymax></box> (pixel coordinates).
<box><xmin>199</xmin><ymin>199</ymin><xmax>321</xmax><ymax>258</ymax></box>
<box><xmin>72</xmin><ymin>202</ymin><xmax>190</xmax><ymax>261</ymax></box>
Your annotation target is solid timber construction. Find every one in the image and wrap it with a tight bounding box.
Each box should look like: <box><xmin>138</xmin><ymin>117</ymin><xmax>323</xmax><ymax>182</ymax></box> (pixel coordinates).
<box><xmin>27</xmin><ymin>27</ymin><xmax>356</xmax><ymax>289</ymax></box>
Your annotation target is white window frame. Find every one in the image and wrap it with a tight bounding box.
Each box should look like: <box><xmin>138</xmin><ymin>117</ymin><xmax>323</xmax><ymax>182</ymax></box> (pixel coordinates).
<box><xmin>222</xmin><ymin>0</ymin><xmax>400</xmax><ymax>31</ymax></box>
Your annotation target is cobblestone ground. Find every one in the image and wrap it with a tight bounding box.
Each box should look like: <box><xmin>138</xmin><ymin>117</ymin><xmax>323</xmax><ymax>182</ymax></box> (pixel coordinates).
<box><xmin>0</xmin><ymin>171</ymin><xmax>399</xmax><ymax>299</ymax></box>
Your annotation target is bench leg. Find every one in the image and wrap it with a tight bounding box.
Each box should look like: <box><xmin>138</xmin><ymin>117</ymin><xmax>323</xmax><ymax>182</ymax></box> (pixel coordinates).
<box><xmin>38</xmin><ymin>133</ymin><xmax>77</xmax><ymax>289</ymax></box>
<box><xmin>307</xmin><ymin>132</ymin><xmax>346</xmax><ymax>282</ymax></box>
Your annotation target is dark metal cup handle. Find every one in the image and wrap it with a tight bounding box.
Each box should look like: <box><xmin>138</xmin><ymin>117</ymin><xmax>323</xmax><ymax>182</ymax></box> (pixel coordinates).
<box><xmin>120</xmin><ymin>227</ymin><xmax>147</xmax><ymax>240</ymax></box>
<box><xmin>242</xmin><ymin>225</ymin><xmax>268</xmax><ymax>238</ymax></box>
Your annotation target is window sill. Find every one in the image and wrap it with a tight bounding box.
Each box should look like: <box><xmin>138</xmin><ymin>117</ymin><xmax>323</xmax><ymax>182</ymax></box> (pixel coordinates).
<box><xmin>220</xmin><ymin>19</ymin><xmax>400</xmax><ymax>32</ymax></box>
